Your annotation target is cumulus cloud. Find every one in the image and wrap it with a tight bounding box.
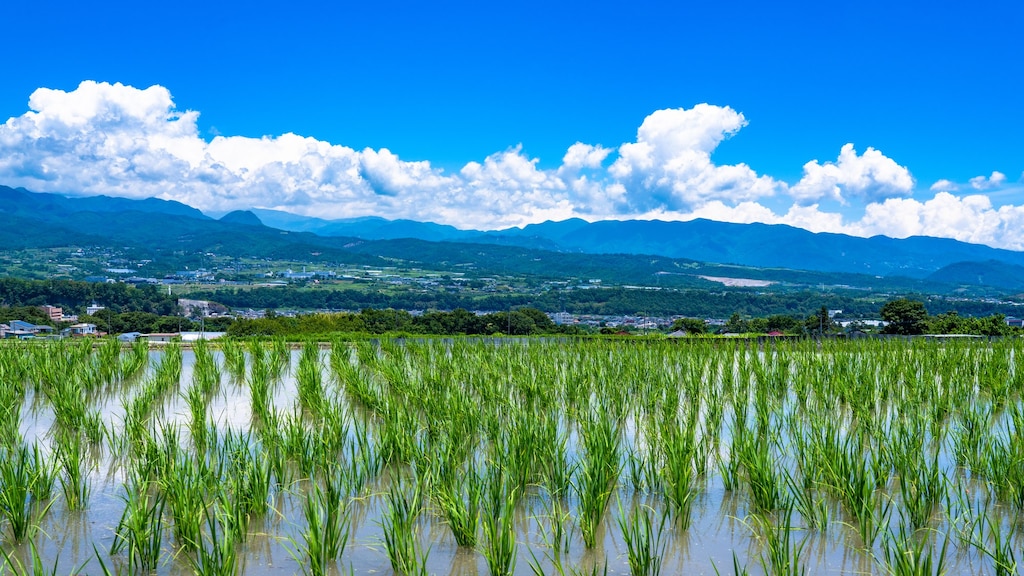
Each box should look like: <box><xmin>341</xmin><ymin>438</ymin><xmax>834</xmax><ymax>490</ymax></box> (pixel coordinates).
<box><xmin>608</xmin><ymin>105</ymin><xmax>781</xmax><ymax>211</ymax></box>
<box><xmin>969</xmin><ymin>171</ymin><xmax>1007</xmax><ymax>190</ymax></box>
<box><xmin>790</xmin><ymin>143</ymin><xmax>914</xmax><ymax>204</ymax></box>
<box><xmin>2</xmin><ymin>81</ymin><xmax>1023</xmax><ymax>249</ymax></box>
<box><xmin>0</xmin><ymin>84</ymin><xmax>793</xmax><ymax>229</ymax></box>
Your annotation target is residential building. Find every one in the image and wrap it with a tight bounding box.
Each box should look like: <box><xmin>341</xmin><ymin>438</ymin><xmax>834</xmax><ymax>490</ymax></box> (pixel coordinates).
<box><xmin>40</xmin><ymin>305</ymin><xmax>63</xmax><ymax>322</ymax></box>
<box><xmin>68</xmin><ymin>323</ymin><xmax>97</xmax><ymax>336</ymax></box>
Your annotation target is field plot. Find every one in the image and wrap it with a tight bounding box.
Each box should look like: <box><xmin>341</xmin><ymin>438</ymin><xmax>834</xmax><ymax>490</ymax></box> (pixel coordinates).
<box><xmin>0</xmin><ymin>336</ymin><xmax>1021</xmax><ymax>575</ymax></box>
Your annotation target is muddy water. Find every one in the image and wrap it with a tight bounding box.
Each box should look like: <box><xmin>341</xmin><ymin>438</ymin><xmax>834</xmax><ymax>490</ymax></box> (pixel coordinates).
<box><xmin>7</xmin><ymin>348</ymin><xmax>982</xmax><ymax>575</ymax></box>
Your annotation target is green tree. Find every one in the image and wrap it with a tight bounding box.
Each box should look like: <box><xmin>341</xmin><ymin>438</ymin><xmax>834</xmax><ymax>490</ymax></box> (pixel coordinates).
<box><xmin>804</xmin><ymin>306</ymin><xmax>836</xmax><ymax>335</ymax></box>
<box><xmin>880</xmin><ymin>298</ymin><xmax>929</xmax><ymax>335</ymax></box>
<box><xmin>722</xmin><ymin>313</ymin><xmax>747</xmax><ymax>334</ymax></box>
<box><xmin>670</xmin><ymin>317</ymin><xmax>707</xmax><ymax>334</ymax></box>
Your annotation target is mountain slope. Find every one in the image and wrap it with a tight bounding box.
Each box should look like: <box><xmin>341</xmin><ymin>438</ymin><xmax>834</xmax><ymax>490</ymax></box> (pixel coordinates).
<box><xmin>238</xmin><ymin>207</ymin><xmax>1024</xmax><ymax>278</ymax></box>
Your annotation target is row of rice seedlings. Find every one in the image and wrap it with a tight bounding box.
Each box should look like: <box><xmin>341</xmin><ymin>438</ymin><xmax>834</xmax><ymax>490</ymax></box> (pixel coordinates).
<box><xmin>0</xmin><ymin>347</ymin><xmax>29</xmax><ymax>450</ymax></box>
<box><xmin>55</xmin><ymin>430</ymin><xmax>91</xmax><ymax>510</ymax></box>
<box><xmin>573</xmin><ymin>403</ymin><xmax>622</xmax><ymax>549</ymax></box>
<box><xmin>0</xmin><ymin>443</ymin><xmax>55</xmax><ymax>542</ymax></box>
<box><xmin>122</xmin><ymin>343</ymin><xmax>182</xmax><ymax>450</ymax></box>
<box><xmin>296</xmin><ymin>341</ymin><xmax>326</xmax><ymax>419</ymax></box>
<box><xmin>381</xmin><ymin>475</ymin><xmax>430</xmax><ymax>576</ymax></box>
<box><xmin>293</xmin><ymin>468</ymin><xmax>351</xmax><ymax>576</ymax></box>
<box><xmin>247</xmin><ymin>341</ymin><xmax>275</xmax><ymax>423</ymax></box>
<box><xmin>111</xmin><ymin>471</ymin><xmax>165</xmax><ymax>572</ymax></box>
<box><xmin>219</xmin><ymin>338</ymin><xmax>246</xmax><ymax>381</ymax></box>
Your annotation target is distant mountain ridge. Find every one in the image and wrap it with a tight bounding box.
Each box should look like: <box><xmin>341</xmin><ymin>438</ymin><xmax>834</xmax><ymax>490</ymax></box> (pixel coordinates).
<box><xmin>2</xmin><ymin>185</ymin><xmax>1023</xmax><ymax>290</ymax></box>
<box><xmin>250</xmin><ymin>207</ymin><xmax>1024</xmax><ymax>279</ymax></box>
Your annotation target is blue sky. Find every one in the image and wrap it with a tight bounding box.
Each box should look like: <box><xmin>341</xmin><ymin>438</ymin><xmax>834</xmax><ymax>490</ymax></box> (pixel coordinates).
<box><xmin>3</xmin><ymin>0</ymin><xmax>1024</xmax><ymax>247</ymax></box>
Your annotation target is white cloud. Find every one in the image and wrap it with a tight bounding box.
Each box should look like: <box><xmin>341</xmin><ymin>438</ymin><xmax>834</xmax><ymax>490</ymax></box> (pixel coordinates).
<box><xmin>560</xmin><ymin>142</ymin><xmax>611</xmax><ymax>170</ymax></box>
<box><xmin>3</xmin><ymin>81</ymin><xmax>1024</xmax><ymax>250</ymax></box>
<box><xmin>969</xmin><ymin>171</ymin><xmax>1007</xmax><ymax>190</ymax></box>
<box><xmin>608</xmin><ymin>105</ymin><xmax>782</xmax><ymax>211</ymax></box>
<box><xmin>791</xmin><ymin>143</ymin><xmax>914</xmax><ymax>204</ymax></box>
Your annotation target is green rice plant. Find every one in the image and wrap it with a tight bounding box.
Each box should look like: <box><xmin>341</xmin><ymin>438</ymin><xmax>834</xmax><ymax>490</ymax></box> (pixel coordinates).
<box><xmin>158</xmin><ymin>445</ymin><xmax>207</xmax><ymax>552</ymax></box>
<box><xmin>296</xmin><ymin>341</ymin><xmax>326</xmax><ymax>418</ymax></box>
<box><xmin>661</xmin><ymin>427</ymin><xmax>697</xmax><ymax>528</ymax></box>
<box><xmin>55</xmin><ymin>431</ymin><xmax>90</xmax><ymax>510</ymax></box>
<box><xmin>574</xmin><ymin>405</ymin><xmax>621</xmax><ymax>548</ymax></box>
<box><xmin>738</xmin><ymin>432</ymin><xmax>784</xmax><ymax>514</ymax></box>
<box><xmin>528</xmin><ymin>495</ymin><xmax>573</xmax><ymax>575</ymax></box>
<box><xmin>219</xmin><ymin>338</ymin><xmax>246</xmax><ymax>380</ymax></box>
<box><xmin>0</xmin><ymin>445</ymin><xmax>50</xmax><ymax>542</ymax></box>
<box><xmin>111</xmin><ymin>480</ymin><xmax>166</xmax><ymax>573</ymax></box>
<box><xmin>966</xmin><ymin>499</ymin><xmax>1018</xmax><ymax>576</ymax></box>
<box><xmin>615</xmin><ymin>498</ymin><xmax>667</xmax><ymax>576</ymax></box>
<box><xmin>434</xmin><ymin>463</ymin><xmax>482</xmax><ymax>547</ymax></box>
<box><xmin>481</xmin><ymin>468</ymin><xmax>518</xmax><ymax>576</ymax></box>
<box><xmin>28</xmin><ymin>443</ymin><xmax>56</xmax><ymax>503</ymax></box>
<box><xmin>189</xmin><ymin>500</ymin><xmax>239</xmax><ymax>576</ymax></box>
<box><xmin>380</xmin><ymin>480</ymin><xmax>430</xmax><ymax>576</ymax></box>
<box><xmin>754</xmin><ymin>500</ymin><xmax>808</xmax><ymax>576</ymax></box>
<box><xmin>878</xmin><ymin>509</ymin><xmax>949</xmax><ymax>576</ymax></box>
<box><xmin>296</xmin><ymin>475</ymin><xmax>352</xmax><ymax>576</ymax></box>
<box><xmin>783</xmin><ymin>467</ymin><xmax>828</xmax><ymax>532</ymax></box>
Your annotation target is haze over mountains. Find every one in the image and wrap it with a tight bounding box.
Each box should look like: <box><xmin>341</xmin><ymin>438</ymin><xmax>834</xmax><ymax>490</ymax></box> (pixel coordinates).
<box><xmin>4</xmin><ymin>185</ymin><xmax>1024</xmax><ymax>292</ymax></box>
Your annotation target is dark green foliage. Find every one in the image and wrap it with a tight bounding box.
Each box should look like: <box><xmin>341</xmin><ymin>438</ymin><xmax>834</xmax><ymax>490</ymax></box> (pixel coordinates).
<box><xmin>880</xmin><ymin>298</ymin><xmax>930</xmax><ymax>335</ymax></box>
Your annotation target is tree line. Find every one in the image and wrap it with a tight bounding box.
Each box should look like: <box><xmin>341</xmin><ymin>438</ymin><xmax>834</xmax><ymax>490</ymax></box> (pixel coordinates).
<box><xmin>226</xmin><ymin>307</ymin><xmax>578</xmax><ymax>337</ymax></box>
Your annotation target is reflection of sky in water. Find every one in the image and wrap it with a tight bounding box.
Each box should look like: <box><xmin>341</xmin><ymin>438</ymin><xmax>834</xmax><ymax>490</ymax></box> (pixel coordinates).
<box><xmin>5</xmin><ymin>344</ymin><xmax>1002</xmax><ymax>575</ymax></box>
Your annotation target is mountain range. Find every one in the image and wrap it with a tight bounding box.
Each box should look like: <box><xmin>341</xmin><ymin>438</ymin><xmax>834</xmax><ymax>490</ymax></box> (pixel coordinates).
<box><xmin>4</xmin><ymin>185</ymin><xmax>1024</xmax><ymax>292</ymax></box>
<box><xmin>252</xmin><ymin>206</ymin><xmax>1024</xmax><ymax>284</ymax></box>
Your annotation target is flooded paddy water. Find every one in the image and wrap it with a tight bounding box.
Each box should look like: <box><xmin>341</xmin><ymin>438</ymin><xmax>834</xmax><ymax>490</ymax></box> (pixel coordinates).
<box><xmin>0</xmin><ymin>337</ymin><xmax>1021</xmax><ymax>574</ymax></box>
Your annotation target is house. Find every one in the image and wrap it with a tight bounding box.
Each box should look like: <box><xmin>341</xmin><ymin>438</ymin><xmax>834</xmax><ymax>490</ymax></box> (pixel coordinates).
<box><xmin>67</xmin><ymin>323</ymin><xmax>97</xmax><ymax>336</ymax></box>
<box><xmin>142</xmin><ymin>333</ymin><xmax>178</xmax><ymax>343</ymax></box>
<box><xmin>8</xmin><ymin>320</ymin><xmax>54</xmax><ymax>335</ymax></box>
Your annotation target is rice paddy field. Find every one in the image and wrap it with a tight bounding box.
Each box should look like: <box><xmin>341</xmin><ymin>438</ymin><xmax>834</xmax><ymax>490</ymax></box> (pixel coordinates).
<box><xmin>0</xmin><ymin>336</ymin><xmax>1021</xmax><ymax>575</ymax></box>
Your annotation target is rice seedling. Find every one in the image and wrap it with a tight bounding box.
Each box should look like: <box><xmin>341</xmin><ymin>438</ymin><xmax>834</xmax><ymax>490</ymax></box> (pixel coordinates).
<box><xmin>878</xmin><ymin>508</ymin><xmax>949</xmax><ymax>576</ymax></box>
<box><xmin>111</xmin><ymin>479</ymin><xmax>166</xmax><ymax>573</ymax></box>
<box><xmin>380</xmin><ymin>479</ymin><xmax>430</xmax><ymax>576</ymax></box>
<box><xmin>434</xmin><ymin>462</ymin><xmax>482</xmax><ymax>547</ymax></box>
<box><xmin>754</xmin><ymin>500</ymin><xmax>808</xmax><ymax>576</ymax></box>
<box><xmin>294</xmin><ymin>473</ymin><xmax>351</xmax><ymax>576</ymax></box>
<box><xmin>55</xmin><ymin>431</ymin><xmax>90</xmax><ymax>510</ymax></box>
<box><xmin>189</xmin><ymin>500</ymin><xmax>240</xmax><ymax>576</ymax></box>
<box><xmin>616</xmin><ymin>497</ymin><xmax>668</xmax><ymax>576</ymax></box>
<box><xmin>481</xmin><ymin>464</ymin><xmax>518</xmax><ymax>576</ymax></box>
<box><xmin>0</xmin><ymin>444</ymin><xmax>52</xmax><ymax>542</ymax></box>
<box><xmin>574</xmin><ymin>404</ymin><xmax>621</xmax><ymax>548</ymax></box>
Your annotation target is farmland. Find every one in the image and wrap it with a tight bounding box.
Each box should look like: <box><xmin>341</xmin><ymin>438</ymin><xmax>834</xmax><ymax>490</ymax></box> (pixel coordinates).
<box><xmin>0</xmin><ymin>337</ymin><xmax>1021</xmax><ymax>575</ymax></box>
